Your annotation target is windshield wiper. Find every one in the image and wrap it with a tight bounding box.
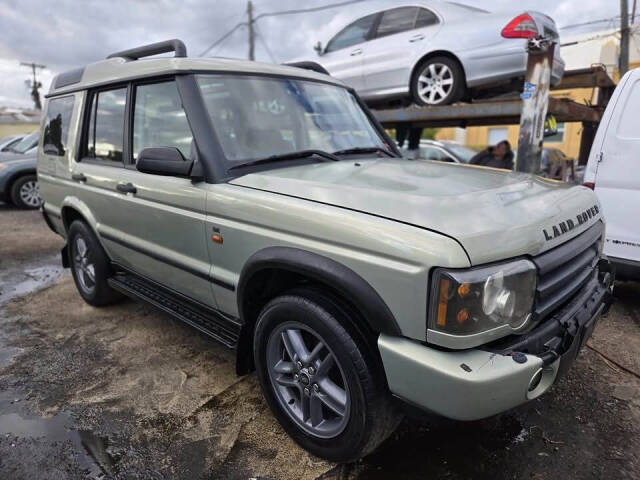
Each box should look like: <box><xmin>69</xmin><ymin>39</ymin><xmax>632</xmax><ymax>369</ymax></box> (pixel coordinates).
<box><xmin>228</xmin><ymin>149</ymin><xmax>339</xmax><ymax>171</ymax></box>
<box><xmin>332</xmin><ymin>147</ymin><xmax>395</xmax><ymax>158</ymax></box>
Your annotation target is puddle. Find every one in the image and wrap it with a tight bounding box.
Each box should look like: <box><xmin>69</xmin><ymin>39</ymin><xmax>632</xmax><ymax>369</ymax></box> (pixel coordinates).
<box><xmin>0</xmin><ymin>403</ymin><xmax>117</xmax><ymax>478</ymax></box>
<box><xmin>0</xmin><ymin>254</ymin><xmax>64</xmax><ymax>305</ymax></box>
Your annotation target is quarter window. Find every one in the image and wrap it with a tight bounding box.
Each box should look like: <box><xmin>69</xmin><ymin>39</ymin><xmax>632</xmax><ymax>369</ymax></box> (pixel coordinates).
<box><xmin>376</xmin><ymin>7</ymin><xmax>419</xmax><ymax>38</ymax></box>
<box><xmin>325</xmin><ymin>13</ymin><xmax>376</xmax><ymax>52</ymax></box>
<box><xmin>43</xmin><ymin>96</ymin><xmax>75</xmax><ymax>156</ymax></box>
<box><xmin>133</xmin><ymin>81</ymin><xmax>193</xmax><ymax>161</ymax></box>
<box><xmin>415</xmin><ymin>8</ymin><xmax>439</xmax><ymax>28</ymax></box>
<box><xmin>85</xmin><ymin>88</ymin><xmax>126</xmax><ymax>164</ymax></box>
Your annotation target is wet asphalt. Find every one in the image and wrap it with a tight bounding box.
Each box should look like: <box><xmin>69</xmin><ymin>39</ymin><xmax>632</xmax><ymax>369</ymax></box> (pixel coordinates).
<box><xmin>0</xmin><ymin>203</ymin><xmax>638</xmax><ymax>479</ymax></box>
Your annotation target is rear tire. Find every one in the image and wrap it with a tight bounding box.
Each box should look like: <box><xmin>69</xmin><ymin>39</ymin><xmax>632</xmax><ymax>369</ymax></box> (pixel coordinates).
<box><xmin>253</xmin><ymin>289</ymin><xmax>401</xmax><ymax>462</ymax></box>
<box><xmin>10</xmin><ymin>174</ymin><xmax>42</xmax><ymax>209</ymax></box>
<box><xmin>68</xmin><ymin>220</ymin><xmax>122</xmax><ymax>307</ymax></box>
<box><xmin>411</xmin><ymin>56</ymin><xmax>465</xmax><ymax>106</ymax></box>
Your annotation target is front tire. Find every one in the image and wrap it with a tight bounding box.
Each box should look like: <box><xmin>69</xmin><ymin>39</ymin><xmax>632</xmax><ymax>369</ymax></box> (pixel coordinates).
<box><xmin>68</xmin><ymin>220</ymin><xmax>122</xmax><ymax>307</ymax></box>
<box><xmin>10</xmin><ymin>174</ymin><xmax>42</xmax><ymax>209</ymax></box>
<box><xmin>253</xmin><ymin>290</ymin><xmax>400</xmax><ymax>462</ymax></box>
<box><xmin>411</xmin><ymin>56</ymin><xmax>465</xmax><ymax>106</ymax></box>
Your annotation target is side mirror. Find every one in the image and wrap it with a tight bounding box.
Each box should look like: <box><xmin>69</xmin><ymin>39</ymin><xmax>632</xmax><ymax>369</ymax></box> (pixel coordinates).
<box><xmin>313</xmin><ymin>41</ymin><xmax>323</xmax><ymax>56</ymax></box>
<box><xmin>136</xmin><ymin>147</ymin><xmax>193</xmax><ymax>177</ymax></box>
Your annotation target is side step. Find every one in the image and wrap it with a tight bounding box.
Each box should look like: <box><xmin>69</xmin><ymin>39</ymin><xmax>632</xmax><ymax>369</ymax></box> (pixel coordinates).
<box><xmin>108</xmin><ymin>272</ymin><xmax>241</xmax><ymax>349</ymax></box>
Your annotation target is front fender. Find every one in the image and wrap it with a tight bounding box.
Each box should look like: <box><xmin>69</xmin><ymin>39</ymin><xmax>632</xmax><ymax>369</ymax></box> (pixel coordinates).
<box><xmin>237</xmin><ymin>246</ymin><xmax>402</xmax><ymax>336</ymax></box>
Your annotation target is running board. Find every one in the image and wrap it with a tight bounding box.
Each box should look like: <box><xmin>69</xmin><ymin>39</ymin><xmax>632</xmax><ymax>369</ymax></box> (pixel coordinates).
<box><xmin>108</xmin><ymin>272</ymin><xmax>241</xmax><ymax>349</ymax></box>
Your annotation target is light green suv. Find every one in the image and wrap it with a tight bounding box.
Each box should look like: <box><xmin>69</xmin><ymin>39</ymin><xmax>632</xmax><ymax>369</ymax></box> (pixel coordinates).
<box><xmin>38</xmin><ymin>39</ymin><xmax>613</xmax><ymax>462</ymax></box>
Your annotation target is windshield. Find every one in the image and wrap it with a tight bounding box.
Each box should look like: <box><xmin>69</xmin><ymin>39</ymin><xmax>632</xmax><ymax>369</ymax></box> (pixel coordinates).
<box><xmin>11</xmin><ymin>131</ymin><xmax>39</xmax><ymax>153</ymax></box>
<box><xmin>444</xmin><ymin>143</ymin><xmax>476</xmax><ymax>163</ymax></box>
<box><xmin>196</xmin><ymin>75</ymin><xmax>386</xmax><ymax>164</ymax></box>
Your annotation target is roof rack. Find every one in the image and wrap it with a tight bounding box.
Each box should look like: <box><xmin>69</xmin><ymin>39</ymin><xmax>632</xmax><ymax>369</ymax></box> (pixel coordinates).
<box><xmin>107</xmin><ymin>39</ymin><xmax>187</xmax><ymax>61</ymax></box>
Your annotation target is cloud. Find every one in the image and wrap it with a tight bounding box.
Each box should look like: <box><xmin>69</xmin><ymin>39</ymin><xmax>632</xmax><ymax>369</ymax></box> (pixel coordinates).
<box><xmin>0</xmin><ymin>0</ymin><xmax>622</xmax><ymax>108</ymax></box>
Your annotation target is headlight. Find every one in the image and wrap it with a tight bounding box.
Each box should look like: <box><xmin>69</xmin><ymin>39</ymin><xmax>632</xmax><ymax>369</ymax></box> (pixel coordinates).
<box><xmin>428</xmin><ymin>259</ymin><xmax>537</xmax><ymax>349</ymax></box>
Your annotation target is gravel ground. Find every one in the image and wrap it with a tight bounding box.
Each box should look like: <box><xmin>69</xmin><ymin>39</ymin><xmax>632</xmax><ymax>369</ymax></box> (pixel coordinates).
<box><xmin>0</xmin><ymin>203</ymin><xmax>638</xmax><ymax>480</ymax></box>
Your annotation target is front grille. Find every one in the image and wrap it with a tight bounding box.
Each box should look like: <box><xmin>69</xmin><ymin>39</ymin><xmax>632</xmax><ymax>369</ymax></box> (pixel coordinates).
<box><xmin>531</xmin><ymin>221</ymin><xmax>603</xmax><ymax>321</ymax></box>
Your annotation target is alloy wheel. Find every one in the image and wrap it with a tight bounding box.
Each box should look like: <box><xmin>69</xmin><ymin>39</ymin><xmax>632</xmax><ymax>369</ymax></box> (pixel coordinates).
<box><xmin>73</xmin><ymin>236</ymin><xmax>96</xmax><ymax>294</ymax></box>
<box><xmin>19</xmin><ymin>180</ymin><xmax>42</xmax><ymax>208</ymax></box>
<box><xmin>417</xmin><ymin>63</ymin><xmax>454</xmax><ymax>105</ymax></box>
<box><xmin>266</xmin><ymin>321</ymin><xmax>350</xmax><ymax>438</ymax></box>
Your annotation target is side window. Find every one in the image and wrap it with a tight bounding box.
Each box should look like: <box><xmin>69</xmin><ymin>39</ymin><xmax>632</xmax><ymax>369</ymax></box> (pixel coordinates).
<box><xmin>85</xmin><ymin>88</ymin><xmax>126</xmax><ymax>164</ymax></box>
<box><xmin>415</xmin><ymin>8</ymin><xmax>439</xmax><ymax>28</ymax></box>
<box><xmin>133</xmin><ymin>81</ymin><xmax>193</xmax><ymax>161</ymax></box>
<box><xmin>42</xmin><ymin>96</ymin><xmax>75</xmax><ymax>156</ymax></box>
<box><xmin>325</xmin><ymin>13</ymin><xmax>377</xmax><ymax>53</ymax></box>
<box><xmin>376</xmin><ymin>7</ymin><xmax>419</xmax><ymax>38</ymax></box>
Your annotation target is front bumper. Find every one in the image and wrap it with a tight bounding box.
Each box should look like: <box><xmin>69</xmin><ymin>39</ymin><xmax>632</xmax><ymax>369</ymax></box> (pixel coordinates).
<box><xmin>378</xmin><ymin>265</ymin><xmax>613</xmax><ymax>421</ymax></box>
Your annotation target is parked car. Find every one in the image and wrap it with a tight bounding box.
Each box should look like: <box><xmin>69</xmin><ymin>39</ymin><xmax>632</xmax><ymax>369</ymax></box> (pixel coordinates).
<box><xmin>0</xmin><ymin>133</ymin><xmax>25</xmax><ymax>152</ymax></box>
<box><xmin>39</xmin><ymin>39</ymin><xmax>611</xmax><ymax>462</ymax></box>
<box><xmin>0</xmin><ymin>131</ymin><xmax>39</xmax><ymax>160</ymax></box>
<box><xmin>584</xmin><ymin>68</ymin><xmax>640</xmax><ymax>280</ymax></box>
<box><xmin>0</xmin><ymin>153</ymin><xmax>41</xmax><ymax>208</ymax></box>
<box><xmin>408</xmin><ymin>139</ymin><xmax>477</xmax><ymax>162</ymax></box>
<box><xmin>289</xmin><ymin>1</ymin><xmax>565</xmax><ymax>106</ymax></box>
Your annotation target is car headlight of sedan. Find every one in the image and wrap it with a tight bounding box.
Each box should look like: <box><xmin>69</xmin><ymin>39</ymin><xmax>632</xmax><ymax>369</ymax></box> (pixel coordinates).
<box><xmin>428</xmin><ymin>259</ymin><xmax>537</xmax><ymax>349</ymax></box>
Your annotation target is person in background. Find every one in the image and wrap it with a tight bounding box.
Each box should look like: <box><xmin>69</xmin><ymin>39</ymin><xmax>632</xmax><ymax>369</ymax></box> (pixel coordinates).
<box><xmin>470</xmin><ymin>140</ymin><xmax>514</xmax><ymax>170</ymax></box>
<box><xmin>396</xmin><ymin>125</ymin><xmax>423</xmax><ymax>159</ymax></box>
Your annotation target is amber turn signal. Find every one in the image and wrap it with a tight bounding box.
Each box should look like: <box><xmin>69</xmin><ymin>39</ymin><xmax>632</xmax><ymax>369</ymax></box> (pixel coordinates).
<box><xmin>436</xmin><ymin>278</ymin><xmax>450</xmax><ymax>327</ymax></box>
<box><xmin>211</xmin><ymin>234</ymin><xmax>223</xmax><ymax>244</ymax></box>
<box><xmin>457</xmin><ymin>283</ymin><xmax>471</xmax><ymax>298</ymax></box>
<box><xmin>456</xmin><ymin>308</ymin><xmax>469</xmax><ymax>325</ymax></box>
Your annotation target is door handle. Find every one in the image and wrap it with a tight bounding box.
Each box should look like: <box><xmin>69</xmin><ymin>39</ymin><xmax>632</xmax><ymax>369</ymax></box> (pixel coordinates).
<box><xmin>409</xmin><ymin>34</ymin><xmax>425</xmax><ymax>42</ymax></box>
<box><xmin>116</xmin><ymin>182</ymin><xmax>137</xmax><ymax>194</ymax></box>
<box><xmin>350</xmin><ymin>48</ymin><xmax>362</xmax><ymax>56</ymax></box>
<box><xmin>71</xmin><ymin>173</ymin><xmax>86</xmax><ymax>182</ymax></box>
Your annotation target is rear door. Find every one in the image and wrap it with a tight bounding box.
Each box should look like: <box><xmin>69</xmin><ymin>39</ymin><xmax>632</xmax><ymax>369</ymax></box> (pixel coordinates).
<box><xmin>593</xmin><ymin>71</ymin><xmax>640</xmax><ymax>264</ymax></box>
<box><xmin>320</xmin><ymin>13</ymin><xmax>378</xmax><ymax>91</ymax></box>
<box><xmin>361</xmin><ymin>6</ymin><xmax>441</xmax><ymax>96</ymax></box>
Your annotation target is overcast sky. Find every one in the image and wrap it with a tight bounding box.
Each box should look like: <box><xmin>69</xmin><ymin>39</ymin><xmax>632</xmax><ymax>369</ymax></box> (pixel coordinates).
<box><xmin>0</xmin><ymin>0</ymin><xmax>624</xmax><ymax>108</ymax></box>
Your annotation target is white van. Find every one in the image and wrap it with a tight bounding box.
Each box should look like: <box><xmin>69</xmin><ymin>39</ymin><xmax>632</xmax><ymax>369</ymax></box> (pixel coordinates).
<box><xmin>584</xmin><ymin>68</ymin><xmax>640</xmax><ymax>279</ymax></box>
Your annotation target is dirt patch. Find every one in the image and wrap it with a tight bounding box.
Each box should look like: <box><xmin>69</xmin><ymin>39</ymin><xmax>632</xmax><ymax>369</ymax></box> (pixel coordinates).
<box><xmin>0</xmin><ymin>204</ymin><xmax>64</xmax><ymax>261</ymax></box>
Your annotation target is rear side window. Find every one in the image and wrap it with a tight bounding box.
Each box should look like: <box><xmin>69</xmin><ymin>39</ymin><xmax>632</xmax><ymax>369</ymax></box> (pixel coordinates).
<box><xmin>133</xmin><ymin>81</ymin><xmax>193</xmax><ymax>161</ymax></box>
<box><xmin>85</xmin><ymin>88</ymin><xmax>126</xmax><ymax>164</ymax></box>
<box><xmin>376</xmin><ymin>7</ymin><xmax>419</xmax><ymax>38</ymax></box>
<box><xmin>43</xmin><ymin>96</ymin><xmax>75</xmax><ymax>156</ymax></box>
<box><xmin>325</xmin><ymin>13</ymin><xmax>377</xmax><ymax>52</ymax></box>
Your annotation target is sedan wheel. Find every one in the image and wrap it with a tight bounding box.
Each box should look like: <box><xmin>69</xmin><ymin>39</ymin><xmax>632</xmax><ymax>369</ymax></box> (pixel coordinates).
<box><xmin>417</xmin><ymin>63</ymin><xmax>454</xmax><ymax>105</ymax></box>
<box><xmin>411</xmin><ymin>56</ymin><xmax>465</xmax><ymax>106</ymax></box>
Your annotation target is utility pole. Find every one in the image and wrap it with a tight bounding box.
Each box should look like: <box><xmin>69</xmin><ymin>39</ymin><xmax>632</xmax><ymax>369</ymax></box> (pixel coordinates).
<box><xmin>247</xmin><ymin>0</ymin><xmax>255</xmax><ymax>61</ymax></box>
<box><xmin>620</xmin><ymin>0</ymin><xmax>630</xmax><ymax>77</ymax></box>
<box><xmin>633</xmin><ymin>0</ymin><xmax>637</xmax><ymax>24</ymax></box>
<box><xmin>20</xmin><ymin>61</ymin><xmax>46</xmax><ymax>110</ymax></box>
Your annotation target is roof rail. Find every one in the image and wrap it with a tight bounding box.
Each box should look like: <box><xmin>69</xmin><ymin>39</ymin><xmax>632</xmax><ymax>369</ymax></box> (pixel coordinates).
<box><xmin>107</xmin><ymin>39</ymin><xmax>187</xmax><ymax>60</ymax></box>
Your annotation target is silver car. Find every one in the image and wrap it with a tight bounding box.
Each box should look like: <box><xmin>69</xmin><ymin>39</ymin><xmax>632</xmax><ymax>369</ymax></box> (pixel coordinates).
<box><xmin>290</xmin><ymin>0</ymin><xmax>565</xmax><ymax>105</ymax></box>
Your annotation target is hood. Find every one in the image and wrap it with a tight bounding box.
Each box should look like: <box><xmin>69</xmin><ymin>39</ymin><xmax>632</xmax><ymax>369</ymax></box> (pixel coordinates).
<box><xmin>230</xmin><ymin>159</ymin><xmax>602</xmax><ymax>265</ymax></box>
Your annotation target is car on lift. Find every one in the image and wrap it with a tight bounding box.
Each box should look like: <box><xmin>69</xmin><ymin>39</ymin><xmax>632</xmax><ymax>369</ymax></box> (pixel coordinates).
<box><xmin>289</xmin><ymin>1</ymin><xmax>564</xmax><ymax>106</ymax></box>
<box><xmin>39</xmin><ymin>39</ymin><xmax>610</xmax><ymax>462</ymax></box>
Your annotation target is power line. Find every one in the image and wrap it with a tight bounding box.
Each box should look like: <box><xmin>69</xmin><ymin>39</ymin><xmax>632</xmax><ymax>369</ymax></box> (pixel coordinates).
<box><xmin>254</xmin><ymin>24</ymin><xmax>277</xmax><ymax>63</ymax></box>
<box><xmin>560</xmin><ymin>16</ymin><xmax>621</xmax><ymax>30</ymax></box>
<box><xmin>199</xmin><ymin>22</ymin><xmax>248</xmax><ymax>57</ymax></box>
<box><xmin>253</xmin><ymin>0</ymin><xmax>367</xmax><ymax>22</ymax></box>
<box><xmin>199</xmin><ymin>0</ymin><xmax>368</xmax><ymax>58</ymax></box>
